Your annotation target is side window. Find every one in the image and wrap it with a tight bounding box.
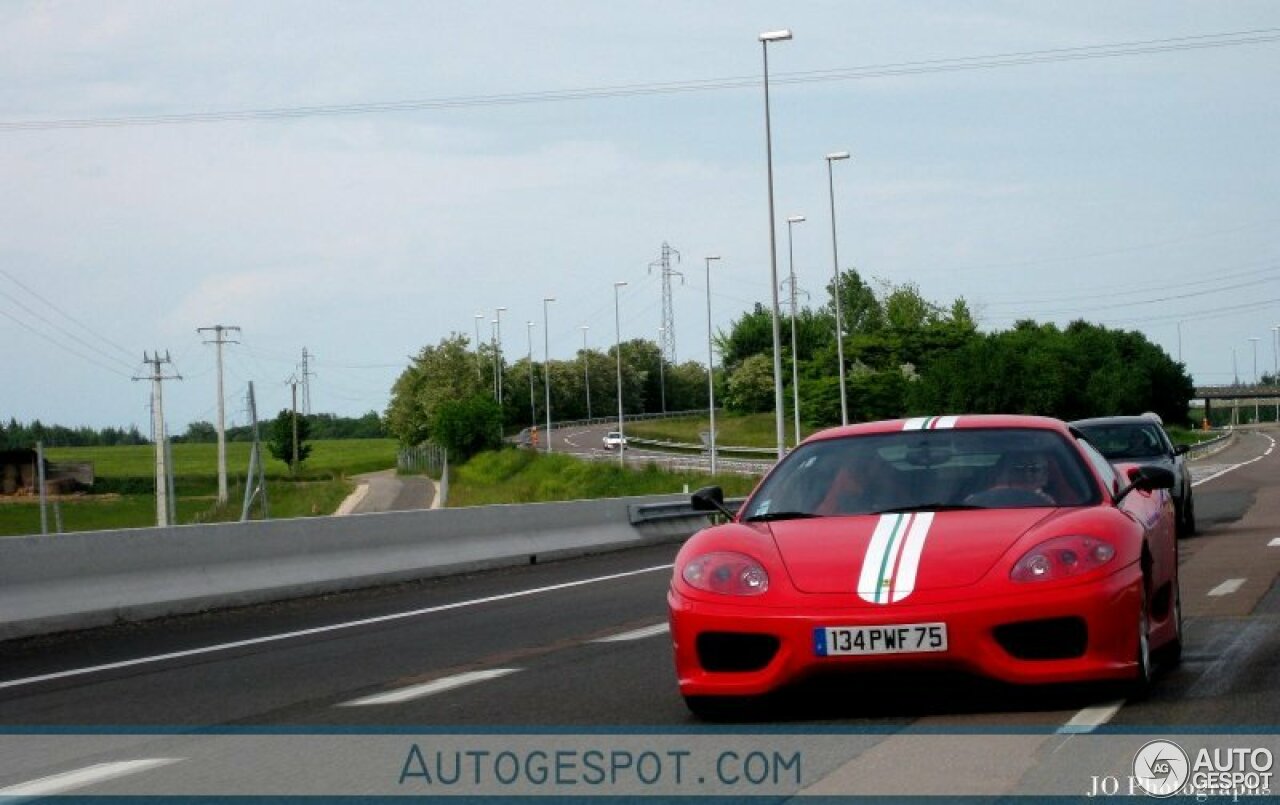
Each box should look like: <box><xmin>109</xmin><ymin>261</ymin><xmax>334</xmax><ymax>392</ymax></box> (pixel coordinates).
<box><xmin>1078</xmin><ymin>437</ymin><xmax>1118</xmax><ymax>498</ymax></box>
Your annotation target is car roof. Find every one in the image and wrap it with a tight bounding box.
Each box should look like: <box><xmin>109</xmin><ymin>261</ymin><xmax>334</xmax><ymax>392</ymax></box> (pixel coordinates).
<box><xmin>803</xmin><ymin>414</ymin><xmax>1072</xmax><ymax>445</ymax></box>
<box><xmin>1069</xmin><ymin>416</ymin><xmax>1164</xmax><ymax>428</ymax></box>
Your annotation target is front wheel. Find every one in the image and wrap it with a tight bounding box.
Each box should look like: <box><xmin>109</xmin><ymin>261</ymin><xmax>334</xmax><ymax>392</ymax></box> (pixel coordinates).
<box><xmin>1128</xmin><ymin>590</ymin><xmax>1154</xmax><ymax>700</ymax></box>
<box><xmin>1181</xmin><ymin>493</ymin><xmax>1197</xmax><ymax>537</ymax></box>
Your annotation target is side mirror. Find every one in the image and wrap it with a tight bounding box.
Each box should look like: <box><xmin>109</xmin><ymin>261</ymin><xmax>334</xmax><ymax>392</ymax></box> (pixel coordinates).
<box><xmin>1174</xmin><ymin>444</ymin><xmax>1190</xmax><ymax>456</ymax></box>
<box><xmin>691</xmin><ymin>485</ymin><xmax>736</xmax><ymax>519</ymax></box>
<box><xmin>1114</xmin><ymin>465</ymin><xmax>1176</xmax><ymax>505</ymax></box>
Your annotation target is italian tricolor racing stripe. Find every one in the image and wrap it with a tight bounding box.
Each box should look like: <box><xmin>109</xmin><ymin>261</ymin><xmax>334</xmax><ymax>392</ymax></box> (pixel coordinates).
<box><xmin>902</xmin><ymin>415</ymin><xmax>959</xmax><ymax>431</ymax></box>
<box><xmin>854</xmin><ymin>414</ymin><xmax>956</xmax><ymax>603</ymax></box>
<box><xmin>857</xmin><ymin>511</ymin><xmax>935</xmax><ymax>604</ymax></box>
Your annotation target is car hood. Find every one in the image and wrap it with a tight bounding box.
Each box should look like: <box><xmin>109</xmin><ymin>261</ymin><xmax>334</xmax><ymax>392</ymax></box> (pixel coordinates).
<box><xmin>767</xmin><ymin>509</ymin><xmax>1057</xmax><ymax>598</ymax></box>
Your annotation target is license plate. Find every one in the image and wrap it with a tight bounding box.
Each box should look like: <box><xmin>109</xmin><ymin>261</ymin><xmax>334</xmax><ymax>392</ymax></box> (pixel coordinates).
<box><xmin>815</xmin><ymin>623</ymin><xmax>948</xmax><ymax>656</ymax></box>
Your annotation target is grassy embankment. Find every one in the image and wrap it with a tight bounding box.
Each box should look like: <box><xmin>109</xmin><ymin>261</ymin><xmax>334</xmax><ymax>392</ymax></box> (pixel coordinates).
<box><xmin>0</xmin><ymin>439</ymin><xmax>397</xmax><ymax>537</ymax></box>
<box><xmin>447</xmin><ymin>449</ymin><xmax>759</xmax><ymax>507</ymax></box>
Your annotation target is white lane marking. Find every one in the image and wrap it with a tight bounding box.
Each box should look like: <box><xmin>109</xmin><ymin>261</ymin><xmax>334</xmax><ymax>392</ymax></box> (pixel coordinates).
<box><xmin>340</xmin><ymin>668</ymin><xmax>520</xmax><ymax>706</ymax></box>
<box><xmin>1208</xmin><ymin>578</ymin><xmax>1246</xmax><ymax>597</ymax></box>
<box><xmin>1057</xmin><ymin>701</ymin><xmax>1124</xmax><ymax>734</ymax></box>
<box><xmin>0</xmin><ymin>759</ymin><xmax>182</xmax><ymax>797</ymax></box>
<box><xmin>1191</xmin><ymin>433</ymin><xmax>1276</xmax><ymax>487</ymax></box>
<box><xmin>0</xmin><ymin>564</ymin><xmax>674</xmax><ymax>691</ymax></box>
<box><xmin>592</xmin><ymin>623</ymin><xmax>669</xmax><ymax>643</ymax></box>
<box><xmin>1268</xmin><ymin>538</ymin><xmax>1280</xmax><ymax>547</ymax></box>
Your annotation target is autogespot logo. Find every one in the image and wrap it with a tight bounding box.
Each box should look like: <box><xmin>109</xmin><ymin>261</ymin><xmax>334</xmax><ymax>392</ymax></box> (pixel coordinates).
<box><xmin>1133</xmin><ymin>739</ymin><xmax>1190</xmax><ymax>797</ymax></box>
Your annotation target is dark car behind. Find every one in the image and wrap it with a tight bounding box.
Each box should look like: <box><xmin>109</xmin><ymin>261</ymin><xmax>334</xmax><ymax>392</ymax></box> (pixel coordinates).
<box><xmin>1070</xmin><ymin>415</ymin><xmax>1195</xmax><ymax>536</ymax></box>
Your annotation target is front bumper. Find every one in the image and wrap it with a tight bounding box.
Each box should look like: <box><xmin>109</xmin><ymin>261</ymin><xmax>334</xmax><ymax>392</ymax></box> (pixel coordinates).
<box><xmin>668</xmin><ymin>567</ymin><xmax>1143</xmax><ymax>696</ymax></box>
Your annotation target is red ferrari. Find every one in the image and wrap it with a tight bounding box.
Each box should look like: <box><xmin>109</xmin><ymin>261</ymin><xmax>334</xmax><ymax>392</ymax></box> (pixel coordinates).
<box><xmin>669</xmin><ymin>415</ymin><xmax>1181</xmax><ymax>718</ymax></box>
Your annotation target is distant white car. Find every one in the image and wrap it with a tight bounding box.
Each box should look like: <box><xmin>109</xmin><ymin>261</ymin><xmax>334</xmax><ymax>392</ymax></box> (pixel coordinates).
<box><xmin>603</xmin><ymin>431</ymin><xmax>627</xmax><ymax>450</ymax></box>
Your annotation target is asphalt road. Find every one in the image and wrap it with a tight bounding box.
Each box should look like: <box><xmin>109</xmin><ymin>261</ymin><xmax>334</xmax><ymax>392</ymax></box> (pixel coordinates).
<box><xmin>2</xmin><ymin>429</ymin><xmax>1277</xmax><ymax>797</ymax></box>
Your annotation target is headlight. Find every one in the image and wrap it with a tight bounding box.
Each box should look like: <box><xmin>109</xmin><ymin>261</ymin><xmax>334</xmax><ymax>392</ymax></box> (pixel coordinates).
<box><xmin>681</xmin><ymin>551</ymin><xmax>770</xmax><ymax>596</ymax></box>
<box><xmin>1010</xmin><ymin>536</ymin><xmax>1116</xmax><ymax>582</ymax></box>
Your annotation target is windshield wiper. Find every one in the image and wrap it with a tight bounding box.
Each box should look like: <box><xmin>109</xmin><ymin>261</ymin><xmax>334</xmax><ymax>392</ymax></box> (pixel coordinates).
<box><xmin>872</xmin><ymin>503</ymin><xmax>986</xmax><ymax>514</ymax></box>
<box><xmin>744</xmin><ymin>511</ymin><xmax>821</xmax><ymax>522</ymax></box>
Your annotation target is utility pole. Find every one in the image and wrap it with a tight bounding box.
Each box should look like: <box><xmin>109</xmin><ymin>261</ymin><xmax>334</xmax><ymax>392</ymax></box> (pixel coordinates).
<box><xmin>241</xmin><ymin>382</ymin><xmax>270</xmax><ymax>521</ymax></box>
<box><xmin>648</xmin><ymin>242</ymin><xmax>683</xmax><ymax>365</ymax></box>
<box><xmin>134</xmin><ymin>352</ymin><xmax>181</xmax><ymax>527</ymax></box>
<box><xmin>299</xmin><ymin>346</ymin><xmax>315</xmax><ymax>415</ymax></box>
<box><xmin>198</xmin><ymin>324</ymin><xmax>240</xmax><ymax>506</ymax></box>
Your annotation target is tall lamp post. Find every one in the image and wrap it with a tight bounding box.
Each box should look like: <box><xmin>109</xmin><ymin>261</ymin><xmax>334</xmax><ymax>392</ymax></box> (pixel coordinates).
<box><xmin>474</xmin><ymin>313</ymin><xmax>485</xmax><ymax>381</ymax></box>
<box><xmin>704</xmin><ymin>256</ymin><xmax>722</xmax><ymax>474</ymax></box>
<box><xmin>825</xmin><ymin>151</ymin><xmax>851</xmax><ymax>424</ymax></box>
<box><xmin>581</xmin><ymin>326</ymin><xmax>592</xmax><ymax>420</ymax></box>
<box><xmin>613</xmin><ymin>281</ymin><xmax>628</xmax><ymax>468</ymax></box>
<box><xmin>1272</xmin><ymin>324</ymin><xmax>1279</xmax><ymax>423</ymax></box>
<box><xmin>495</xmin><ymin>306</ymin><xmax>508</xmax><ymax>405</ymax></box>
<box><xmin>1249</xmin><ymin>336</ymin><xmax>1260</xmax><ymax>423</ymax></box>
<box><xmin>759</xmin><ymin>28</ymin><xmax>793</xmax><ymax>460</ymax></box>
<box><xmin>543</xmin><ymin>297</ymin><xmax>556</xmax><ymax>453</ymax></box>
<box><xmin>786</xmin><ymin>214</ymin><xmax>805</xmax><ymax>446</ymax></box>
<box><xmin>526</xmin><ymin>321</ymin><xmax>536</xmax><ymax>433</ymax></box>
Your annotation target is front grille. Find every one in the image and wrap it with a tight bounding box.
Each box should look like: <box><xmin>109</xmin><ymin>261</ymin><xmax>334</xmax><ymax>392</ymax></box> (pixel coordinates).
<box><xmin>993</xmin><ymin>617</ymin><xmax>1088</xmax><ymax>660</ymax></box>
<box><xmin>696</xmin><ymin>632</ymin><xmax>780</xmax><ymax>672</ymax></box>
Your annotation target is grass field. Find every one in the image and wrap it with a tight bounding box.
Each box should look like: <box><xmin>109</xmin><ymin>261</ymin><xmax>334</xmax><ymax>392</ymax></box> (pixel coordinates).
<box><xmin>448</xmin><ymin>449</ymin><xmax>760</xmax><ymax>507</ymax></box>
<box><xmin>626</xmin><ymin>413</ymin><xmax>786</xmax><ymax>448</ymax></box>
<box><xmin>0</xmin><ymin>439</ymin><xmax>398</xmax><ymax>537</ymax></box>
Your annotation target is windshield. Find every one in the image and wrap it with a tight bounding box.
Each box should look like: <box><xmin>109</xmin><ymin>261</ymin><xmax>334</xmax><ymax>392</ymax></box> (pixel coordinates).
<box><xmin>742</xmin><ymin>427</ymin><xmax>1100</xmax><ymax>520</ymax></box>
<box><xmin>1075</xmin><ymin>423</ymin><xmax>1168</xmax><ymax>460</ymax></box>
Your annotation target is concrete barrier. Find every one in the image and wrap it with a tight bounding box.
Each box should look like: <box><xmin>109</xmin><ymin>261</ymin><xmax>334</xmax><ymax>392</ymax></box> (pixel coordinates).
<box><xmin>0</xmin><ymin>494</ymin><xmax>698</xmax><ymax>642</ymax></box>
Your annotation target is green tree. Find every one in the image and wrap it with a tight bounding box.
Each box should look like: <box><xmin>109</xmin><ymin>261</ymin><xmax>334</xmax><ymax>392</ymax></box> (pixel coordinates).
<box><xmin>725</xmin><ymin>353</ymin><xmax>775</xmax><ymax>413</ymax></box>
<box><xmin>430</xmin><ymin>395</ymin><xmax>503</xmax><ymax>459</ymax></box>
<box><xmin>267</xmin><ymin>409</ymin><xmax>312</xmax><ymax>473</ymax></box>
<box><xmin>386</xmin><ymin>333</ymin><xmax>491</xmax><ymax>444</ymax></box>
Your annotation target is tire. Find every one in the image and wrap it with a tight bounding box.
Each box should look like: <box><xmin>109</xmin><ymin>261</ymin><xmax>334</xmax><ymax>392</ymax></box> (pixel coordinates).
<box><xmin>1128</xmin><ymin>589</ymin><xmax>1154</xmax><ymax>700</ymax></box>
<box><xmin>1181</xmin><ymin>492</ymin><xmax>1197</xmax><ymax>537</ymax></box>
<box><xmin>1155</xmin><ymin>576</ymin><xmax>1184</xmax><ymax>669</ymax></box>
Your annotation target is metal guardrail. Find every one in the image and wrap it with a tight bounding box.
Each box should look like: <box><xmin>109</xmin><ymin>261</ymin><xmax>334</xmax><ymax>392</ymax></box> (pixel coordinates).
<box><xmin>627</xmin><ymin>497</ymin><xmax>745</xmax><ymax>526</ymax></box>
<box><xmin>1186</xmin><ymin>432</ymin><xmax>1232</xmax><ymax>458</ymax></box>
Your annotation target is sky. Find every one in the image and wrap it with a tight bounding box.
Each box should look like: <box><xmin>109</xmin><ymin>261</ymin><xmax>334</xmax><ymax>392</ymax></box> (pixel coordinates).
<box><xmin>2</xmin><ymin>1</ymin><xmax>1278</xmax><ymax>435</ymax></box>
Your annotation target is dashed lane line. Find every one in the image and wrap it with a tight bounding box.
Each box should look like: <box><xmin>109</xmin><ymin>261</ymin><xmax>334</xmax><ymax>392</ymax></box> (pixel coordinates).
<box><xmin>1056</xmin><ymin>701</ymin><xmax>1125</xmax><ymax>734</ymax></box>
<box><xmin>1268</xmin><ymin>538</ymin><xmax>1280</xmax><ymax>547</ymax></box>
<box><xmin>0</xmin><ymin>564</ymin><xmax>674</xmax><ymax>691</ymax></box>
<box><xmin>592</xmin><ymin>623</ymin><xmax>670</xmax><ymax>643</ymax></box>
<box><xmin>1207</xmin><ymin>578</ymin><xmax>1247</xmax><ymax>597</ymax></box>
<box><xmin>0</xmin><ymin>759</ymin><xmax>182</xmax><ymax>798</ymax></box>
<box><xmin>339</xmin><ymin>668</ymin><xmax>520</xmax><ymax>706</ymax></box>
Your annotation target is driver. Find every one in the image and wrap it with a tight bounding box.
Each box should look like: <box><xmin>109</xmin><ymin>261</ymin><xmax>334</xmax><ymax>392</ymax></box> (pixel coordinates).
<box><xmin>994</xmin><ymin>452</ymin><xmax>1055</xmax><ymax>502</ymax></box>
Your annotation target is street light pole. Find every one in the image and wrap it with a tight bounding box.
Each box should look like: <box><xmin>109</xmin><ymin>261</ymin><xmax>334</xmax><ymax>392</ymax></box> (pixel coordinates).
<box><xmin>543</xmin><ymin>297</ymin><xmax>556</xmax><ymax>453</ymax></box>
<box><xmin>582</xmin><ymin>326</ymin><xmax>592</xmax><ymax>420</ymax></box>
<box><xmin>1250</xmin><ymin>337</ymin><xmax>1261</xmax><ymax>423</ymax></box>
<box><xmin>474</xmin><ymin>314</ymin><xmax>485</xmax><ymax>380</ymax></box>
<box><xmin>760</xmin><ymin>28</ymin><xmax>793</xmax><ymax>461</ymax></box>
<box><xmin>825</xmin><ymin>151</ymin><xmax>851</xmax><ymax>425</ymax></box>
<box><xmin>526</xmin><ymin>321</ymin><xmax>536</xmax><ymax>433</ymax></box>
<box><xmin>495</xmin><ymin>306</ymin><xmax>508</xmax><ymax>405</ymax></box>
<box><xmin>614</xmin><ymin>281</ymin><xmax>628</xmax><ymax>468</ymax></box>
<box><xmin>704</xmin><ymin>256</ymin><xmax>722</xmax><ymax>475</ymax></box>
<box><xmin>1272</xmin><ymin>324</ymin><xmax>1279</xmax><ymax>423</ymax></box>
<box><xmin>786</xmin><ymin>214</ymin><xmax>805</xmax><ymax>446</ymax></box>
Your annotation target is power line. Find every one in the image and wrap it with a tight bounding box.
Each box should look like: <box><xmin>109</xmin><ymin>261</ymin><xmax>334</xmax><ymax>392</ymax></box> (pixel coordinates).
<box><xmin>3</xmin><ymin>28</ymin><xmax>1276</xmax><ymax>132</ymax></box>
<box><xmin>0</xmin><ymin>306</ymin><xmax>134</xmax><ymax>378</ymax></box>
<box><xmin>0</xmin><ymin>268</ymin><xmax>137</xmax><ymax>360</ymax></box>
